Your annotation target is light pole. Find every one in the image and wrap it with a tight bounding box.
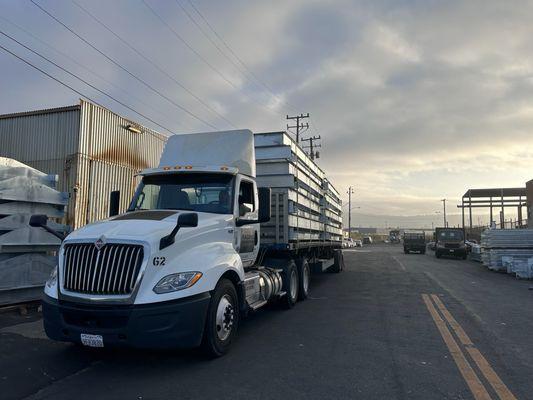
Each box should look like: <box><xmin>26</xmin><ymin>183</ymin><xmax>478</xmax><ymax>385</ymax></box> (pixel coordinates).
<box><xmin>441</xmin><ymin>199</ymin><xmax>447</xmax><ymax>227</ymax></box>
<box><xmin>347</xmin><ymin>187</ymin><xmax>355</xmax><ymax>238</ymax></box>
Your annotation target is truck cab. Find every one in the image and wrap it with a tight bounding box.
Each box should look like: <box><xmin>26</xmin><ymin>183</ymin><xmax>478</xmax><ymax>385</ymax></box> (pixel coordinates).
<box><xmin>41</xmin><ymin>130</ymin><xmax>342</xmax><ymax>357</ymax></box>
<box><xmin>403</xmin><ymin>231</ymin><xmax>426</xmax><ymax>254</ymax></box>
<box><xmin>434</xmin><ymin>227</ymin><xmax>467</xmax><ymax>259</ymax></box>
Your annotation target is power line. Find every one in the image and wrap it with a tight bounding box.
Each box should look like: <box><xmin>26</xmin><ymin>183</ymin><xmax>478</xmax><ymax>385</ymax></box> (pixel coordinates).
<box><xmin>141</xmin><ymin>0</ymin><xmax>241</xmax><ymax>93</ymax></box>
<box><xmin>141</xmin><ymin>0</ymin><xmax>279</xmax><ymax>116</ymax></box>
<box><xmin>0</xmin><ymin>14</ymin><xmax>182</xmax><ymax>131</ymax></box>
<box><xmin>0</xmin><ymin>29</ymin><xmax>176</xmax><ymax>134</ymax></box>
<box><xmin>184</xmin><ymin>0</ymin><xmax>300</xmax><ymax>113</ymax></box>
<box><xmin>70</xmin><ymin>0</ymin><xmax>236</xmax><ymax>129</ymax></box>
<box><xmin>185</xmin><ymin>1</ymin><xmax>325</xmax><ymax>139</ymax></box>
<box><xmin>0</xmin><ymin>42</ymin><xmax>175</xmax><ymax>134</ymax></box>
<box><xmin>301</xmin><ymin>135</ymin><xmax>321</xmax><ymax>160</ymax></box>
<box><xmin>286</xmin><ymin>113</ymin><xmax>309</xmax><ymax>143</ymax></box>
<box><xmin>30</xmin><ymin>0</ymin><xmax>218</xmax><ymax>130</ymax></box>
<box><xmin>174</xmin><ymin>0</ymin><xmax>269</xmax><ymax>98</ymax></box>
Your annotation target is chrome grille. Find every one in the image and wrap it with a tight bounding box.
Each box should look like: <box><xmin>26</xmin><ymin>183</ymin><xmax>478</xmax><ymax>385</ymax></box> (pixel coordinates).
<box><xmin>63</xmin><ymin>243</ymin><xmax>144</xmax><ymax>295</ymax></box>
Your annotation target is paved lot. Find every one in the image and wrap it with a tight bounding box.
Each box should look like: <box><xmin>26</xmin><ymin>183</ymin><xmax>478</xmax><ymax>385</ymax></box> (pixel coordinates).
<box><xmin>1</xmin><ymin>244</ymin><xmax>533</xmax><ymax>399</ymax></box>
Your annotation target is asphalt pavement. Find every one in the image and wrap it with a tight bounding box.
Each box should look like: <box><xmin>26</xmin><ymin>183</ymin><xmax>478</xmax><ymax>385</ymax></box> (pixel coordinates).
<box><xmin>1</xmin><ymin>244</ymin><xmax>532</xmax><ymax>400</ymax></box>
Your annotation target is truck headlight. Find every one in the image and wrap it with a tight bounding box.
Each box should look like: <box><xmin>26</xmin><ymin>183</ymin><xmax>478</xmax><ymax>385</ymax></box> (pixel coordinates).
<box><xmin>46</xmin><ymin>266</ymin><xmax>58</xmax><ymax>288</ymax></box>
<box><xmin>153</xmin><ymin>272</ymin><xmax>202</xmax><ymax>294</ymax></box>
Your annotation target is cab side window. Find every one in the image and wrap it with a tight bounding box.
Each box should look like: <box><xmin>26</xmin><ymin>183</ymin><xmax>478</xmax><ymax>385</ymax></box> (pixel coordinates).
<box><xmin>238</xmin><ymin>181</ymin><xmax>255</xmax><ymax>216</ymax></box>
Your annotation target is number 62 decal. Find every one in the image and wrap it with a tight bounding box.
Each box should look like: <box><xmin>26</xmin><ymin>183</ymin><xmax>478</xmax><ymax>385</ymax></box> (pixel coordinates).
<box><xmin>153</xmin><ymin>256</ymin><xmax>166</xmax><ymax>266</ymax></box>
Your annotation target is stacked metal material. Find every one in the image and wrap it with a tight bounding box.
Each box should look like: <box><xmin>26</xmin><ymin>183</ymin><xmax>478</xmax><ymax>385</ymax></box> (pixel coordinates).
<box><xmin>469</xmin><ymin>243</ymin><xmax>482</xmax><ymax>262</ymax></box>
<box><xmin>481</xmin><ymin>229</ymin><xmax>533</xmax><ymax>277</ymax></box>
<box><xmin>0</xmin><ymin>157</ymin><xmax>69</xmax><ymax>305</ymax></box>
<box><xmin>254</xmin><ymin>132</ymin><xmax>343</xmax><ymax>245</ymax></box>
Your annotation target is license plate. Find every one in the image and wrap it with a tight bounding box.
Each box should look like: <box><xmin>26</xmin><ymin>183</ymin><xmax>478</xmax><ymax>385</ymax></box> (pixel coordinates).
<box><xmin>449</xmin><ymin>249</ymin><xmax>455</xmax><ymax>253</ymax></box>
<box><xmin>80</xmin><ymin>333</ymin><xmax>104</xmax><ymax>347</ymax></box>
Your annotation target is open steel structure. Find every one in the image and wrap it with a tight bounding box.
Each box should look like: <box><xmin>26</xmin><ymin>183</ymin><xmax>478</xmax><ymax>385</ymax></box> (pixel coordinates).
<box><xmin>457</xmin><ymin>187</ymin><xmax>527</xmax><ymax>229</ymax></box>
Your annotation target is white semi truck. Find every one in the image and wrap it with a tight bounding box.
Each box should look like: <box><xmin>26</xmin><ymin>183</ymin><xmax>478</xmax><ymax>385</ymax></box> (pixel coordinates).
<box><xmin>40</xmin><ymin>130</ymin><xmax>343</xmax><ymax>356</ymax></box>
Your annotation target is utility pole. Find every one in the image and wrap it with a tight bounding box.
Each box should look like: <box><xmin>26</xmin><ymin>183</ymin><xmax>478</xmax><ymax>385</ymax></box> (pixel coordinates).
<box><xmin>286</xmin><ymin>113</ymin><xmax>309</xmax><ymax>143</ymax></box>
<box><xmin>347</xmin><ymin>187</ymin><xmax>354</xmax><ymax>238</ymax></box>
<box><xmin>301</xmin><ymin>135</ymin><xmax>321</xmax><ymax>160</ymax></box>
<box><xmin>441</xmin><ymin>199</ymin><xmax>447</xmax><ymax>227</ymax></box>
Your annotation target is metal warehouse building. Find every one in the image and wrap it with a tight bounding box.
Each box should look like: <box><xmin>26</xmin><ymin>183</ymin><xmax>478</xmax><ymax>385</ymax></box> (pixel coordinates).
<box><xmin>0</xmin><ymin>99</ymin><xmax>168</xmax><ymax>228</ymax></box>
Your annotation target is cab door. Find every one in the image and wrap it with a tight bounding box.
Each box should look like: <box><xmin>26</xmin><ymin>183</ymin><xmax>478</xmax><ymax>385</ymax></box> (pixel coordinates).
<box><xmin>234</xmin><ymin>176</ymin><xmax>259</xmax><ymax>267</ymax></box>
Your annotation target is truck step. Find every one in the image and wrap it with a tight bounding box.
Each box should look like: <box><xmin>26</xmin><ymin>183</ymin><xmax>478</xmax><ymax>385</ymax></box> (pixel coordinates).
<box><xmin>248</xmin><ymin>299</ymin><xmax>268</xmax><ymax>310</ymax></box>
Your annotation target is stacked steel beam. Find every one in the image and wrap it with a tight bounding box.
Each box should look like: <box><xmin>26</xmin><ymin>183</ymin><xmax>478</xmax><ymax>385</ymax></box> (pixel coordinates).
<box><xmin>481</xmin><ymin>229</ymin><xmax>533</xmax><ymax>278</ymax></box>
<box><xmin>254</xmin><ymin>132</ymin><xmax>343</xmax><ymax>245</ymax></box>
<box><xmin>0</xmin><ymin>158</ymin><xmax>69</xmax><ymax>305</ymax></box>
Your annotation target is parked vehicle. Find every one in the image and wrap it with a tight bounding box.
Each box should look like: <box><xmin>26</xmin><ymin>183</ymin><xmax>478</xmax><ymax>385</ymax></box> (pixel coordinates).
<box><xmin>343</xmin><ymin>238</ymin><xmax>356</xmax><ymax>248</ymax></box>
<box><xmin>389</xmin><ymin>230</ymin><xmax>401</xmax><ymax>243</ymax></box>
<box><xmin>355</xmin><ymin>239</ymin><xmax>363</xmax><ymax>247</ymax></box>
<box><xmin>40</xmin><ymin>130</ymin><xmax>344</xmax><ymax>357</ymax></box>
<box><xmin>435</xmin><ymin>227</ymin><xmax>467</xmax><ymax>259</ymax></box>
<box><xmin>362</xmin><ymin>236</ymin><xmax>372</xmax><ymax>244</ymax></box>
<box><xmin>427</xmin><ymin>241</ymin><xmax>436</xmax><ymax>251</ymax></box>
<box><xmin>403</xmin><ymin>231</ymin><xmax>426</xmax><ymax>254</ymax></box>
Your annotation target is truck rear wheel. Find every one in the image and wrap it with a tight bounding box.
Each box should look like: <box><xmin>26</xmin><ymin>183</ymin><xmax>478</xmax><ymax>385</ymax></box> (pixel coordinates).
<box><xmin>202</xmin><ymin>279</ymin><xmax>239</xmax><ymax>357</ymax></box>
<box><xmin>296</xmin><ymin>258</ymin><xmax>310</xmax><ymax>301</ymax></box>
<box><xmin>331</xmin><ymin>250</ymin><xmax>344</xmax><ymax>273</ymax></box>
<box><xmin>280</xmin><ymin>261</ymin><xmax>298</xmax><ymax>309</ymax></box>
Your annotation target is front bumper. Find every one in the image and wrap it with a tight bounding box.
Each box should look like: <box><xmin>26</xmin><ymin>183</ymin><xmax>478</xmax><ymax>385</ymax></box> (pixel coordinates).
<box><xmin>42</xmin><ymin>292</ymin><xmax>211</xmax><ymax>349</ymax></box>
<box><xmin>437</xmin><ymin>247</ymin><xmax>466</xmax><ymax>257</ymax></box>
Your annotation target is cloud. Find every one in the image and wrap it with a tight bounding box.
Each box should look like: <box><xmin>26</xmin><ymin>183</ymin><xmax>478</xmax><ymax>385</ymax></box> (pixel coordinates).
<box><xmin>1</xmin><ymin>0</ymin><xmax>533</xmax><ymax>226</ymax></box>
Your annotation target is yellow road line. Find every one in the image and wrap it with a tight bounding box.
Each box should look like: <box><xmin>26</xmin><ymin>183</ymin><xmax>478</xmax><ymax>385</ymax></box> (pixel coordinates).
<box><xmin>421</xmin><ymin>294</ymin><xmax>492</xmax><ymax>400</ymax></box>
<box><xmin>430</xmin><ymin>295</ymin><xmax>517</xmax><ymax>400</ymax></box>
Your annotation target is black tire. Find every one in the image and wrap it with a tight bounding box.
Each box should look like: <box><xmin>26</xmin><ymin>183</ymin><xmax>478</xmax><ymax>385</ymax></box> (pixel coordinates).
<box><xmin>462</xmin><ymin>253</ymin><xmax>467</xmax><ymax>260</ymax></box>
<box><xmin>404</xmin><ymin>247</ymin><xmax>408</xmax><ymax>254</ymax></box>
<box><xmin>435</xmin><ymin>251</ymin><xmax>441</xmax><ymax>259</ymax></box>
<box><xmin>331</xmin><ymin>250</ymin><xmax>344</xmax><ymax>273</ymax></box>
<box><xmin>201</xmin><ymin>279</ymin><xmax>239</xmax><ymax>358</ymax></box>
<box><xmin>296</xmin><ymin>258</ymin><xmax>310</xmax><ymax>301</ymax></box>
<box><xmin>421</xmin><ymin>249</ymin><xmax>426</xmax><ymax>255</ymax></box>
<box><xmin>280</xmin><ymin>260</ymin><xmax>299</xmax><ymax>309</ymax></box>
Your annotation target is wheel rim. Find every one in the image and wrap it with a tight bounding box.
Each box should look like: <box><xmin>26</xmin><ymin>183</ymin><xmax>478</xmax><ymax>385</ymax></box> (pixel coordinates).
<box><xmin>290</xmin><ymin>269</ymin><xmax>298</xmax><ymax>300</ymax></box>
<box><xmin>215</xmin><ymin>294</ymin><xmax>234</xmax><ymax>341</ymax></box>
<box><xmin>302</xmin><ymin>264</ymin><xmax>310</xmax><ymax>294</ymax></box>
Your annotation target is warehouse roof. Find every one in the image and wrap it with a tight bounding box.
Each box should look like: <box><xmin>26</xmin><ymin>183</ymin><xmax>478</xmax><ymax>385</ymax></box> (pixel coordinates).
<box><xmin>0</xmin><ymin>104</ymin><xmax>80</xmax><ymax>120</ymax></box>
<box><xmin>462</xmin><ymin>187</ymin><xmax>526</xmax><ymax>198</ymax></box>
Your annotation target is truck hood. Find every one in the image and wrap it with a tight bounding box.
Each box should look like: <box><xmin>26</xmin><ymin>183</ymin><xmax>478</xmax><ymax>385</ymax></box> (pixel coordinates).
<box><xmin>65</xmin><ymin>210</ymin><xmax>233</xmax><ymax>246</ymax></box>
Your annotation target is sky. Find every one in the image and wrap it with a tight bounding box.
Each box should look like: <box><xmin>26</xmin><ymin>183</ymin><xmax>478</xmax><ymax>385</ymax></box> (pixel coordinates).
<box><xmin>1</xmin><ymin>0</ymin><xmax>532</xmax><ymax>228</ymax></box>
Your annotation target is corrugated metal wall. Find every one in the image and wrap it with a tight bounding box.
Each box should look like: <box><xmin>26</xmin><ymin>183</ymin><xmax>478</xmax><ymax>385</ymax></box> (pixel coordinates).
<box><xmin>0</xmin><ymin>106</ymin><xmax>80</xmax><ymax>225</ymax></box>
<box><xmin>75</xmin><ymin>100</ymin><xmax>167</xmax><ymax>228</ymax></box>
<box><xmin>0</xmin><ymin>100</ymin><xmax>168</xmax><ymax>229</ymax></box>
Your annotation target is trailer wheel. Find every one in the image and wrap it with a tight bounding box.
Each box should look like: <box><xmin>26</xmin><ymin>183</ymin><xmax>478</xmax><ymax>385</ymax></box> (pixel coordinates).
<box><xmin>202</xmin><ymin>279</ymin><xmax>239</xmax><ymax>357</ymax></box>
<box><xmin>296</xmin><ymin>258</ymin><xmax>310</xmax><ymax>301</ymax></box>
<box><xmin>331</xmin><ymin>250</ymin><xmax>344</xmax><ymax>273</ymax></box>
<box><xmin>280</xmin><ymin>261</ymin><xmax>298</xmax><ymax>309</ymax></box>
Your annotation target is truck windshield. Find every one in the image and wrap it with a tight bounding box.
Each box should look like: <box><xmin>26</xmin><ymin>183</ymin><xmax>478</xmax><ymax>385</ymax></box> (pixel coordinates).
<box><xmin>129</xmin><ymin>173</ymin><xmax>234</xmax><ymax>214</ymax></box>
<box><xmin>438</xmin><ymin>230</ymin><xmax>464</xmax><ymax>241</ymax></box>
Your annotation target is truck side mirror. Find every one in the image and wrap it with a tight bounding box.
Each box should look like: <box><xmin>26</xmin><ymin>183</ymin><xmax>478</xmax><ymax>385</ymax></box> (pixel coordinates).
<box><xmin>177</xmin><ymin>212</ymin><xmax>198</xmax><ymax>228</ymax></box>
<box><xmin>29</xmin><ymin>214</ymin><xmax>48</xmax><ymax>227</ymax></box>
<box><xmin>258</xmin><ymin>187</ymin><xmax>271</xmax><ymax>223</ymax></box>
<box><xmin>160</xmin><ymin>212</ymin><xmax>198</xmax><ymax>250</ymax></box>
<box><xmin>29</xmin><ymin>214</ymin><xmax>65</xmax><ymax>241</ymax></box>
<box><xmin>109</xmin><ymin>190</ymin><xmax>120</xmax><ymax>217</ymax></box>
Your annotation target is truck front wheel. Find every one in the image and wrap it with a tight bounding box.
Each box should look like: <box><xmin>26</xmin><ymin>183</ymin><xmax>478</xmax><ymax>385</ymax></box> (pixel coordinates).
<box><xmin>202</xmin><ymin>279</ymin><xmax>239</xmax><ymax>357</ymax></box>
